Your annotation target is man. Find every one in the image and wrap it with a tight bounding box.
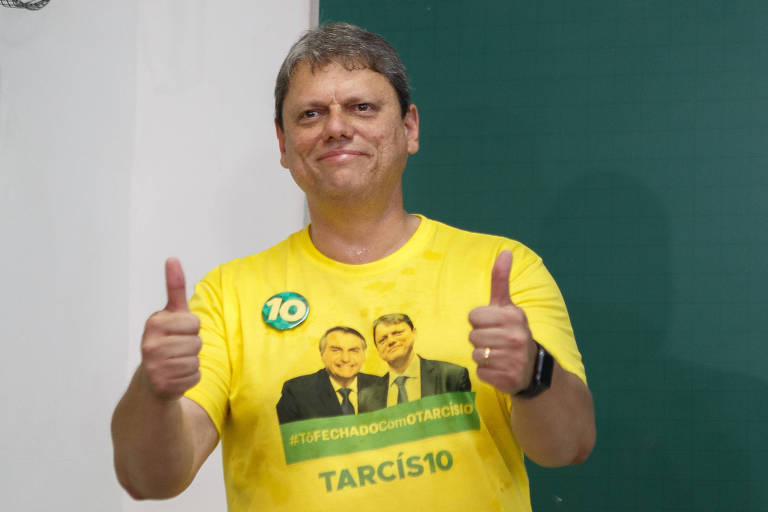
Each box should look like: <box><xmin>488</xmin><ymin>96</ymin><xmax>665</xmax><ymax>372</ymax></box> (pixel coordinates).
<box><xmin>112</xmin><ymin>22</ymin><xmax>595</xmax><ymax>511</ymax></box>
<box><xmin>276</xmin><ymin>326</ymin><xmax>385</xmax><ymax>423</ymax></box>
<box><xmin>373</xmin><ymin>313</ymin><xmax>470</xmax><ymax>405</ymax></box>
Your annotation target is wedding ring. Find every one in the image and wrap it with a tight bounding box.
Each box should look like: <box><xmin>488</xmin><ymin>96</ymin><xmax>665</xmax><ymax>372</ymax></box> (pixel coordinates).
<box><xmin>482</xmin><ymin>347</ymin><xmax>491</xmax><ymax>367</ymax></box>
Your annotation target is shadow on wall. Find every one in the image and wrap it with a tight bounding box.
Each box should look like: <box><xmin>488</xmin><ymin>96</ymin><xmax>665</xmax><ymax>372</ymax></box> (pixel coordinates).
<box><xmin>526</xmin><ymin>170</ymin><xmax>767</xmax><ymax>512</ymax></box>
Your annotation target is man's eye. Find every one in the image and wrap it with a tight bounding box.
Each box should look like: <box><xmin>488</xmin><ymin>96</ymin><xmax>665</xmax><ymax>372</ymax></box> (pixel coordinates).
<box><xmin>355</xmin><ymin>103</ymin><xmax>372</xmax><ymax>112</ymax></box>
<box><xmin>301</xmin><ymin>110</ymin><xmax>319</xmax><ymax>119</ymax></box>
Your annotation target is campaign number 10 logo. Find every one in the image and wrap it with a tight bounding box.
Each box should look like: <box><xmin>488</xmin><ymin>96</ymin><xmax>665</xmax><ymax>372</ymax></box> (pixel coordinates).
<box><xmin>262</xmin><ymin>291</ymin><xmax>309</xmax><ymax>330</ymax></box>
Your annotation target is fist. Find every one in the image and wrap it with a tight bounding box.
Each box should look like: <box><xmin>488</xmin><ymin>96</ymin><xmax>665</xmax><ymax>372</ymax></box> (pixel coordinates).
<box><xmin>468</xmin><ymin>250</ymin><xmax>538</xmax><ymax>395</ymax></box>
<box><xmin>140</xmin><ymin>257</ymin><xmax>202</xmax><ymax>400</ymax></box>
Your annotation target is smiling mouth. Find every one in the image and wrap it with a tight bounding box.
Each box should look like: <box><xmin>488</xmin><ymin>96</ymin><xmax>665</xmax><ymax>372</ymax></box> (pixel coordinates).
<box><xmin>318</xmin><ymin>150</ymin><xmax>366</xmax><ymax>162</ymax></box>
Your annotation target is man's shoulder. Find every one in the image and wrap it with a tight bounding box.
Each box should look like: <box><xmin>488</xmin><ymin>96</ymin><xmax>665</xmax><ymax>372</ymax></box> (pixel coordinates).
<box><xmin>221</xmin><ymin>228</ymin><xmax>307</xmax><ymax>269</ymax></box>
<box><xmin>358</xmin><ymin>372</ymin><xmax>386</xmax><ymax>385</ymax></box>
<box><xmin>282</xmin><ymin>368</ymin><xmax>328</xmax><ymax>389</ymax></box>
<box><xmin>426</xmin><ymin>217</ymin><xmax>529</xmax><ymax>253</ymax></box>
<box><xmin>195</xmin><ymin>227</ymin><xmax>307</xmax><ymax>286</ymax></box>
<box><xmin>419</xmin><ymin>356</ymin><xmax>468</xmax><ymax>375</ymax></box>
<box><xmin>421</xmin><ymin>216</ymin><xmax>544</xmax><ymax>273</ymax></box>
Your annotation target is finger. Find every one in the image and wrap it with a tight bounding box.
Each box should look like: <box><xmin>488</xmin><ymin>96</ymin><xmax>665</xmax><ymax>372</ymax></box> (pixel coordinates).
<box><xmin>150</xmin><ymin>372</ymin><xmax>201</xmax><ymax>401</ymax></box>
<box><xmin>165</xmin><ymin>257</ymin><xmax>189</xmax><ymax>313</ymax></box>
<box><xmin>162</xmin><ymin>335</ymin><xmax>203</xmax><ymax>357</ymax></box>
<box><xmin>167</xmin><ymin>372</ymin><xmax>201</xmax><ymax>392</ymax></box>
<box><xmin>468</xmin><ymin>305</ymin><xmax>526</xmax><ymax>330</ymax></box>
<box><xmin>471</xmin><ymin>344</ymin><xmax>523</xmax><ymax>366</ymax></box>
<box><xmin>144</xmin><ymin>310</ymin><xmax>200</xmax><ymax>336</ymax></box>
<box><xmin>472</xmin><ymin>347</ymin><xmax>495</xmax><ymax>367</ymax></box>
<box><xmin>468</xmin><ymin>325</ymin><xmax>528</xmax><ymax>349</ymax></box>
<box><xmin>143</xmin><ymin>335</ymin><xmax>202</xmax><ymax>360</ymax></box>
<box><xmin>489</xmin><ymin>250</ymin><xmax>513</xmax><ymax>306</ymax></box>
<box><xmin>159</xmin><ymin>355</ymin><xmax>201</xmax><ymax>379</ymax></box>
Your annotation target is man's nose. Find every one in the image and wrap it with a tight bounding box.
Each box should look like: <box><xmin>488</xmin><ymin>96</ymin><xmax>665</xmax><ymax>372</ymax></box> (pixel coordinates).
<box><xmin>323</xmin><ymin>107</ymin><xmax>354</xmax><ymax>141</ymax></box>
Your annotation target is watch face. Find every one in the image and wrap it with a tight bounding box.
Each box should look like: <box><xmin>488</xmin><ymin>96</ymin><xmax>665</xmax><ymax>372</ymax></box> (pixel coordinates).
<box><xmin>539</xmin><ymin>347</ymin><xmax>554</xmax><ymax>387</ymax></box>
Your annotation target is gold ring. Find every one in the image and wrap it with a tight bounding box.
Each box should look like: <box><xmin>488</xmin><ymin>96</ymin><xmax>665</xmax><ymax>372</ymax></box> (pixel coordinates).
<box><xmin>482</xmin><ymin>347</ymin><xmax>491</xmax><ymax>366</ymax></box>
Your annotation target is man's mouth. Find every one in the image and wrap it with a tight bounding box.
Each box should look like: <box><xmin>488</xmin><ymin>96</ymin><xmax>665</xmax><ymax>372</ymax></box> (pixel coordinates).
<box><xmin>318</xmin><ymin>149</ymin><xmax>365</xmax><ymax>162</ymax></box>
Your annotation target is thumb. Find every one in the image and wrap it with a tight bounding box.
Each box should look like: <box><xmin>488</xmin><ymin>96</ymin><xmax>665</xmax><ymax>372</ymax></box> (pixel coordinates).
<box><xmin>164</xmin><ymin>257</ymin><xmax>189</xmax><ymax>312</ymax></box>
<box><xmin>489</xmin><ymin>250</ymin><xmax>513</xmax><ymax>306</ymax></box>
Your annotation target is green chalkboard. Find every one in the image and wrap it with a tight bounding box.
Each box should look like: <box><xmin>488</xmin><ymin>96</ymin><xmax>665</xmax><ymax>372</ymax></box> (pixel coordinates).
<box><xmin>321</xmin><ymin>2</ymin><xmax>768</xmax><ymax>510</ymax></box>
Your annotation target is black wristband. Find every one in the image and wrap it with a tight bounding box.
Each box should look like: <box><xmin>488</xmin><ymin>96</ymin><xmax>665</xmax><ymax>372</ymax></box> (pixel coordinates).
<box><xmin>515</xmin><ymin>341</ymin><xmax>554</xmax><ymax>399</ymax></box>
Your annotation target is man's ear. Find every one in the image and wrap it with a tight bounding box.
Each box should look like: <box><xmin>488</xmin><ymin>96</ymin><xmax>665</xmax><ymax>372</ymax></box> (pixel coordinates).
<box><xmin>275</xmin><ymin>119</ymin><xmax>289</xmax><ymax>169</ymax></box>
<box><xmin>404</xmin><ymin>104</ymin><xmax>420</xmax><ymax>155</ymax></box>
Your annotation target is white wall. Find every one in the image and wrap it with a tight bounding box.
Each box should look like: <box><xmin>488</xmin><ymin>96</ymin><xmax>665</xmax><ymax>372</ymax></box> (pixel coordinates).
<box><xmin>0</xmin><ymin>1</ymin><xmax>310</xmax><ymax>510</ymax></box>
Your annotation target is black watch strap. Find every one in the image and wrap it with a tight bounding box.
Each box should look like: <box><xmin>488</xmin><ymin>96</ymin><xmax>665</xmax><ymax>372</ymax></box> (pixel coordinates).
<box><xmin>515</xmin><ymin>341</ymin><xmax>554</xmax><ymax>399</ymax></box>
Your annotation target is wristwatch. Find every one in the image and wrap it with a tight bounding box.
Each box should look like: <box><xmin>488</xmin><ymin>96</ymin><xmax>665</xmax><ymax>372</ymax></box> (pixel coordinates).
<box><xmin>515</xmin><ymin>341</ymin><xmax>554</xmax><ymax>399</ymax></box>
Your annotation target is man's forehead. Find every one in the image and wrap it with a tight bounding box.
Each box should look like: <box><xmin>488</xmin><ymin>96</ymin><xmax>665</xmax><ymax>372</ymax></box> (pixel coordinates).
<box><xmin>327</xmin><ymin>331</ymin><xmax>364</xmax><ymax>346</ymax></box>
<box><xmin>376</xmin><ymin>322</ymin><xmax>411</xmax><ymax>334</ymax></box>
<box><xmin>286</xmin><ymin>60</ymin><xmax>393</xmax><ymax>100</ymax></box>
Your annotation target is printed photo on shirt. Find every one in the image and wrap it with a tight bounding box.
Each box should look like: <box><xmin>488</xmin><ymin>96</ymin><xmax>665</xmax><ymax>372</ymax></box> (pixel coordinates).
<box><xmin>275</xmin><ymin>314</ymin><xmax>471</xmax><ymax>425</ymax></box>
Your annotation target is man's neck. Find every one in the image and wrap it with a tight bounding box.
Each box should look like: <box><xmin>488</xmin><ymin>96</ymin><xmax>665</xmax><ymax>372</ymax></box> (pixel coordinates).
<box><xmin>330</xmin><ymin>374</ymin><xmax>357</xmax><ymax>389</ymax></box>
<box><xmin>389</xmin><ymin>351</ymin><xmax>417</xmax><ymax>376</ymax></box>
<box><xmin>306</xmin><ymin>196</ymin><xmax>420</xmax><ymax>264</ymax></box>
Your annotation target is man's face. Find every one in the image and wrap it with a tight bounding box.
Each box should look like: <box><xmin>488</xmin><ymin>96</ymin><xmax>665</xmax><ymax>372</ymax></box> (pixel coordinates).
<box><xmin>374</xmin><ymin>322</ymin><xmax>416</xmax><ymax>368</ymax></box>
<box><xmin>276</xmin><ymin>60</ymin><xmax>419</xmax><ymax>203</ymax></box>
<box><xmin>321</xmin><ymin>331</ymin><xmax>366</xmax><ymax>383</ymax></box>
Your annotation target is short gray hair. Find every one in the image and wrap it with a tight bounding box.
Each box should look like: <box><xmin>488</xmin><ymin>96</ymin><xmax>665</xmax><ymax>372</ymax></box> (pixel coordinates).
<box><xmin>319</xmin><ymin>326</ymin><xmax>367</xmax><ymax>353</ymax></box>
<box><xmin>274</xmin><ymin>22</ymin><xmax>411</xmax><ymax>130</ymax></box>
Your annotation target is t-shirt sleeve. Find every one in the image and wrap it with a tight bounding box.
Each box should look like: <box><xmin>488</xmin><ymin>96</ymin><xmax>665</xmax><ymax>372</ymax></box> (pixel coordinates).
<box><xmin>506</xmin><ymin>242</ymin><xmax>587</xmax><ymax>386</ymax></box>
<box><xmin>184</xmin><ymin>265</ymin><xmax>231</xmax><ymax>434</ymax></box>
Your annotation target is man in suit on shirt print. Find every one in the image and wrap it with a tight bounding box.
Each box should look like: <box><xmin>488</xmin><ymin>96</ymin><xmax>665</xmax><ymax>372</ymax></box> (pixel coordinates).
<box><xmin>373</xmin><ymin>313</ymin><xmax>470</xmax><ymax>406</ymax></box>
<box><xmin>276</xmin><ymin>326</ymin><xmax>386</xmax><ymax>424</ymax></box>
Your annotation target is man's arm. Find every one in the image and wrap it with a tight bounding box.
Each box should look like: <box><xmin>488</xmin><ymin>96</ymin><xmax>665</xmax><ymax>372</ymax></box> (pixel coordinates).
<box><xmin>112</xmin><ymin>377</ymin><xmax>219</xmax><ymax>498</ymax></box>
<box><xmin>507</xmin><ymin>360</ymin><xmax>594</xmax><ymax>466</ymax></box>
<box><xmin>468</xmin><ymin>250</ymin><xmax>596</xmax><ymax>467</ymax></box>
<box><xmin>111</xmin><ymin>258</ymin><xmax>219</xmax><ymax>499</ymax></box>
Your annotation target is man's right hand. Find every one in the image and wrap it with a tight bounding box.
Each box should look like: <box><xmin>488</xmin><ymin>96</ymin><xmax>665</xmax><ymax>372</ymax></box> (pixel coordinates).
<box><xmin>140</xmin><ymin>258</ymin><xmax>202</xmax><ymax>400</ymax></box>
<box><xmin>112</xmin><ymin>258</ymin><xmax>217</xmax><ymax>500</ymax></box>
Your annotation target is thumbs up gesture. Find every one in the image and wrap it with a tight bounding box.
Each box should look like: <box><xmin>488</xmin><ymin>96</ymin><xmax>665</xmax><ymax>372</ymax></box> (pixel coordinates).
<box><xmin>139</xmin><ymin>258</ymin><xmax>202</xmax><ymax>400</ymax></box>
<box><xmin>468</xmin><ymin>250</ymin><xmax>538</xmax><ymax>395</ymax></box>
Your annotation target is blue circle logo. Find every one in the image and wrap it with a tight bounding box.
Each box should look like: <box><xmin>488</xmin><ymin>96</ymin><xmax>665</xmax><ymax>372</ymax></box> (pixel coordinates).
<box><xmin>262</xmin><ymin>291</ymin><xmax>309</xmax><ymax>330</ymax></box>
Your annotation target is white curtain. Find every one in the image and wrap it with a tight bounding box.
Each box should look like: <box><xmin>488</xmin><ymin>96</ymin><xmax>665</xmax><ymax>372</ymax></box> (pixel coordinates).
<box><xmin>0</xmin><ymin>1</ymin><xmax>312</xmax><ymax>510</ymax></box>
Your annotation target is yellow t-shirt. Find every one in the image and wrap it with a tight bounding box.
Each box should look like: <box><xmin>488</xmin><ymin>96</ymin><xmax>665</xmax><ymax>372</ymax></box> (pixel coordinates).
<box><xmin>186</xmin><ymin>215</ymin><xmax>586</xmax><ymax>511</ymax></box>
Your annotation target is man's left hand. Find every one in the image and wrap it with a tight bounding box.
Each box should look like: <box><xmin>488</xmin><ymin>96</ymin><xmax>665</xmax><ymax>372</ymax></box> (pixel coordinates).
<box><xmin>468</xmin><ymin>250</ymin><xmax>537</xmax><ymax>395</ymax></box>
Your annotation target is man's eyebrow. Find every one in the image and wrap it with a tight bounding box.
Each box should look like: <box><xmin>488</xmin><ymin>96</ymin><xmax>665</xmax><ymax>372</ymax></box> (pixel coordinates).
<box><xmin>290</xmin><ymin>99</ymin><xmax>327</xmax><ymax>111</ymax></box>
<box><xmin>342</xmin><ymin>95</ymin><xmax>375</xmax><ymax>105</ymax></box>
